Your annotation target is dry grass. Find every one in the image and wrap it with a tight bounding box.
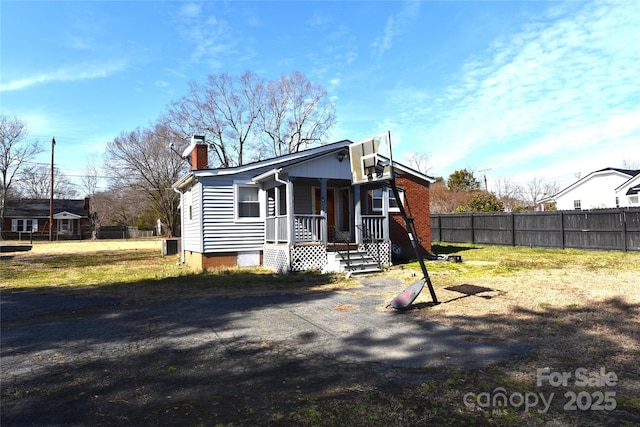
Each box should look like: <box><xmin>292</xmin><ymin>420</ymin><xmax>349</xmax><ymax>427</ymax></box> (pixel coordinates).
<box><xmin>381</xmin><ymin>244</ymin><xmax>640</xmax><ymax>426</ymax></box>
<box><xmin>0</xmin><ymin>239</ymin><xmax>357</xmax><ymax>301</ymax></box>
<box><xmin>2</xmin><ymin>240</ymin><xmax>638</xmax><ymax>425</ymax></box>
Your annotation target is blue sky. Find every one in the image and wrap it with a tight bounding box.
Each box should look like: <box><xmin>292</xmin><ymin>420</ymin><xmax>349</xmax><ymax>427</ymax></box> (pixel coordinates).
<box><xmin>2</xmin><ymin>0</ymin><xmax>639</xmax><ymax>193</ymax></box>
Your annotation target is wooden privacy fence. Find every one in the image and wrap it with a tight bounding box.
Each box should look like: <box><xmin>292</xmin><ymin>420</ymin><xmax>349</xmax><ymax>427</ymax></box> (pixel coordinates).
<box><xmin>431</xmin><ymin>209</ymin><xmax>640</xmax><ymax>252</ymax></box>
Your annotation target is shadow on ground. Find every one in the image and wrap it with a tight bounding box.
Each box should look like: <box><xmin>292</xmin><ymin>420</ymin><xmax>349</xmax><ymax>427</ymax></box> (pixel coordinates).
<box><xmin>2</xmin><ymin>272</ymin><xmax>638</xmax><ymax>426</ymax></box>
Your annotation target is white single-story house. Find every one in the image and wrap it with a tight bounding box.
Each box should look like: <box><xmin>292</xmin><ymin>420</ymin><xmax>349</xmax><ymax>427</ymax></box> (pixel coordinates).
<box><xmin>544</xmin><ymin>168</ymin><xmax>640</xmax><ymax>210</ymax></box>
<box><xmin>172</xmin><ymin>139</ymin><xmax>435</xmax><ymax>274</ymax></box>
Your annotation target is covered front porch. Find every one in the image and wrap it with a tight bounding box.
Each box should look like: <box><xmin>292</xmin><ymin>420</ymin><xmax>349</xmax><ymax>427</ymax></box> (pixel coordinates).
<box><xmin>256</xmin><ymin>171</ymin><xmax>393</xmax><ymax>273</ymax></box>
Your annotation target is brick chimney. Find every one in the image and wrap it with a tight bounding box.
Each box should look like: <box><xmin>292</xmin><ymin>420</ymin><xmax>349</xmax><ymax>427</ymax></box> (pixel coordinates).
<box><xmin>191</xmin><ymin>143</ymin><xmax>208</xmax><ymax>170</ymax></box>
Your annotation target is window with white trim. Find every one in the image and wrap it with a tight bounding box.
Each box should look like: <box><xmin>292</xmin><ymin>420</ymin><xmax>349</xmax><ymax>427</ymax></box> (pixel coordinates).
<box><xmin>11</xmin><ymin>219</ymin><xmax>38</xmax><ymax>232</ymax></box>
<box><xmin>371</xmin><ymin>188</ymin><xmax>402</xmax><ymax>213</ymax></box>
<box><xmin>573</xmin><ymin>200</ymin><xmax>581</xmax><ymax>210</ymax></box>
<box><xmin>237</xmin><ymin>185</ymin><xmax>261</xmax><ymax>218</ymax></box>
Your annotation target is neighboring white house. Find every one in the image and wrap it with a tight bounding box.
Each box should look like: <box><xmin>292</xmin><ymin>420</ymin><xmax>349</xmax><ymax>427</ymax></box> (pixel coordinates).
<box><xmin>547</xmin><ymin>168</ymin><xmax>640</xmax><ymax>210</ymax></box>
<box><xmin>615</xmin><ymin>173</ymin><xmax>640</xmax><ymax>208</ymax></box>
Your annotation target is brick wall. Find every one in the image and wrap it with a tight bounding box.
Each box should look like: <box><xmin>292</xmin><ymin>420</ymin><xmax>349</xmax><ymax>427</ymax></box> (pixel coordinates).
<box><xmin>389</xmin><ymin>174</ymin><xmax>432</xmax><ymax>259</ymax></box>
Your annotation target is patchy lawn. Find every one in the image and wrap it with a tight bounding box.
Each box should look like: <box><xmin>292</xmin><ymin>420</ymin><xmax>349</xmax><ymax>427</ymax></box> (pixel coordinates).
<box><xmin>2</xmin><ymin>240</ymin><xmax>638</xmax><ymax>426</ymax></box>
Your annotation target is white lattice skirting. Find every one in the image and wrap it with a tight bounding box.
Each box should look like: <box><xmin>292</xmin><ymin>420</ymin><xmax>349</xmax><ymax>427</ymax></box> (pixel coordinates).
<box><xmin>264</xmin><ymin>245</ymin><xmax>290</xmax><ymax>274</ymax></box>
<box><xmin>291</xmin><ymin>244</ymin><xmax>327</xmax><ymax>272</ymax></box>
<box><xmin>359</xmin><ymin>241</ymin><xmax>391</xmax><ymax>266</ymax></box>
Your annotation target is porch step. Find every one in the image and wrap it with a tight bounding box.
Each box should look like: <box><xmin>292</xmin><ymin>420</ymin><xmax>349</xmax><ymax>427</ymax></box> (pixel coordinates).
<box><xmin>329</xmin><ymin>250</ymin><xmax>382</xmax><ymax>276</ymax></box>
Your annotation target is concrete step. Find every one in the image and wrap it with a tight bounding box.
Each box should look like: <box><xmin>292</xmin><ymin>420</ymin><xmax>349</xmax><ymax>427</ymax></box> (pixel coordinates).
<box><xmin>331</xmin><ymin>251</ymin><xmax>382</xmax><ymax>275</ymax></box>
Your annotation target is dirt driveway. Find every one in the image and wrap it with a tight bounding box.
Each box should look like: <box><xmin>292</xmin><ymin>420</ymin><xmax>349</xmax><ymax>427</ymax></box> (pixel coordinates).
<box><xmin>1</xmin><ymin>277</ymin><xmax>529</xmax><ymax>426</ymax></box>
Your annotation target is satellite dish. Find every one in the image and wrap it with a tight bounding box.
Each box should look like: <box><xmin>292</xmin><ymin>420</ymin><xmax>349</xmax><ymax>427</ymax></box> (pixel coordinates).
<box><xmin>181</xmin><ymin>135</ymin><xmax>205</xmax><ymax>158</ymax></box>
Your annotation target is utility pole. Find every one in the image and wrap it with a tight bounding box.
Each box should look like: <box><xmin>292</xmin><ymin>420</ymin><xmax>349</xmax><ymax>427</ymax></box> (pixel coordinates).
<box><xmin>49</xmin><ymin>137</ymin><xmax>55</xmax><ymax>241</ymax></box>
<box><xmin>479</xmin><ymin>167</ymin><xmax>491</xmax><ymax>192</ymax></box>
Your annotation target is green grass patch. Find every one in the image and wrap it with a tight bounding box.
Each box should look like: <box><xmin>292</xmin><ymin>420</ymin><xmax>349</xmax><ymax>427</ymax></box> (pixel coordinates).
<box><xmin>1</xmin><ymin>244</ymin><xmax>357</xmax><ymax>301</ymax></box>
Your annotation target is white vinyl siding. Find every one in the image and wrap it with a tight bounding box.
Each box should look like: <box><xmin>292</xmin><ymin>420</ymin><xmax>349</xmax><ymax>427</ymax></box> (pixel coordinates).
<box><xmin>181</xmin><ymin>183</ymin><xmax>203</xmax><ymax>253</ymax></box>
<box><xmin>200</xmin><ymin>176</ymin><xmax>265</xmax><ymax>253</ymax></box>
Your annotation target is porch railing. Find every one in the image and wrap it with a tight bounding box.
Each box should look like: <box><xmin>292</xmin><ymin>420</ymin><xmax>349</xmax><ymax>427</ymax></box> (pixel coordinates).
<box><xmin>266</xmin><ymin>214</ymin><xmax>384</xmax><ymax>245</ymax></box>
<box><xmin>294</xmin><ymin>214</ymin><xmax>325</xmax><ymax>242</ymax></box>
<box><xmin>357</xmin><ymin>216</ymin><xmax>386</xmax><ymax>269</ymax></box>
<box><xmin>361</xmin><ymin>215</ymin><xmax>385</xmax><ymax>241</ymax></box>
<box><xmin>266</xmin><ymin>215</ymin><xmax>288</xmax><ymax>243</ymax></box>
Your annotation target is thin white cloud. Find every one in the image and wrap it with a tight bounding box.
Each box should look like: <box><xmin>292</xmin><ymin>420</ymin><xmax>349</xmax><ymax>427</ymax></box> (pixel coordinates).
<box><xmin>0</xmin><ymin>60</ymin><xmax>128</xmax><ymax>92</ymax></box>
<box><xmin>174</xmin><ymin>3</ymin><xmax>238</xmax><ymax>69</ymax></box>
<box><xmin>371</xmin><ymin>1</ymin><xmax>420</xmax><ymax>58</ymax></box>
<box><xmin>396</xmin><ymin>0</ymin><xmax>640</xmax><ymax>178</ymax></box>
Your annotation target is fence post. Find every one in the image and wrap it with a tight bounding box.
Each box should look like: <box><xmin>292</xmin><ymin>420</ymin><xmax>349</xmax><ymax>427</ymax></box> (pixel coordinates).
<box><xmin>470</xmin><ymin>214</ymin><xmax>475</xmax><ymax>244</ymax></box>
<box><xmin>622</xmin><ymin>210</ymin><xmax>627</xmax><ymax>252</ymax></box>
<box><xmin>560</xmin><ymin>211</ymin><xmax>565</xmax><ymax>249</ymax></box>
<box><xmin>511</xmin><ymin>212</ymin><xmax>515</xmax><ymax>247</ymax></box>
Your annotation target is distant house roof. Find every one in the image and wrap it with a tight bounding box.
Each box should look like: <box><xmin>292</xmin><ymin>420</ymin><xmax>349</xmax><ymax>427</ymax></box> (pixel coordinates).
<box><xmin>550</xmin><ymin>167</ymin><xmax>640</xmax><ymax>200</ymax></box>
<box><xmin>615</xmin><ymin>173</ymin><xmax>640</xmax><ymax>196</ymax></box>
<box><xmin>4</xmin><ymin>199</ymin><xmax>89</xmax><ymax>218</ymax></box>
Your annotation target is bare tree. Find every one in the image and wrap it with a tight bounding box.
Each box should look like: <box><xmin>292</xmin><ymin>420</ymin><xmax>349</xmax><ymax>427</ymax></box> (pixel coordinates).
<box><xmin>166</xmin><ymin>70</ymin><xmax>336</xmax><ymax>167</ymax></box>
<box><xmin>622</xmin><ymin>159</ymin><xmax>640</xmax><ymax>170</ymax></box>
<box><xmin>404</xmin><ymin>151</ymin><xmax>432</xmax><ymax>174</ymax></box>
<box><xmin>166</xmin><ymin>71</ymin><xmax>264</xmax><ymax>167</ymax></box>
<box><xmin>494</xmin><ymin>177</ymin><xmax>525</xmax><ymax>211</ymax></box>
<box><xmin>14</xmin><ymin>165</ymin><xmax>78</xmax><ymax>199</ymax></box>
<box><xmin>105</xmin><ymin>121</ymin><xmax>189</xmax><ymax>236</ymax></box>
<box><xmin>81</xmin><ymin>155</ymin><xmax>102</xmax><ymax>236</ymax></box>
<box><xmin>260</xmin><ymin>71</ymin><xmax>336</xmax><ymax>156</ymax></box>
<box><xmin>81</xmin><ymin>155</ymin><xmax>101</xmax><ymax>198</ymax></box>
<box><xmin>92</xmin><ymin>188</ymin><xmax>146</xmax><ymax>228</ymax></box>
<box><xmin>525</xmin><ymin>176</ymin><xmax>559</xmax><ymax>206</ymax></box>
<box><xmin>0</xmin><ymin>114</ymin><xmax>44</xmax><ymax>236</ymax></box>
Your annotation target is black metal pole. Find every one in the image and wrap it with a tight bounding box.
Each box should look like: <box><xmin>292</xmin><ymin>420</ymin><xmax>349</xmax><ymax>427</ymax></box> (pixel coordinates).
<box><xmin>385</xmin><ymin>131</ymin><xmax>438</xmax><ymax>305</ymax></box>
<box><xmin>389</xmin><ymin>179</ymin><xmax>438</xmax><ymax>304</ymax></box>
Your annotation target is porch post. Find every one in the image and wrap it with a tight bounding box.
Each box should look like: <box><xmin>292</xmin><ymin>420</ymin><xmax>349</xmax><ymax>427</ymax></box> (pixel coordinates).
<box><xmin>320</xmin><ymin>178</ymin><xmax>328</xmax><ymax>244</ymax></box>
<box><xmin>286</xmin><ymin>179</ymin><xmax>294</xmax><ymax>245</ymax></box>
<box><xmin>383</xmin><ymin>187</ymin><xmax>390</xmax><ymax>241</ymax></box>
<box><xmin>274</xmin><ymin>185</ymin><xmax>282</xmax><ymax>243</ymax></box>
<box><xmin>354</xmin><ymin>184</ymin><xmax>362</xmax><ymax>244</ymax></box>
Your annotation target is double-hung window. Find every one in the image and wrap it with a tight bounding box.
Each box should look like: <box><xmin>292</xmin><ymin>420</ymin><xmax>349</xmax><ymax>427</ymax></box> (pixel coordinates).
<box><xmin>11</xmin><ymin>219</ymin><xmax>38</xmax><ymax>232</ymax></box>
<box><xmin>371</xmin><ymin>188</ymin><xmax>402</xmax><ymax>213</ymax></box>
<box><xmin>237</xmin><ymin>185</ymin><xmax>261</xmax><ymax>219</ymax></box>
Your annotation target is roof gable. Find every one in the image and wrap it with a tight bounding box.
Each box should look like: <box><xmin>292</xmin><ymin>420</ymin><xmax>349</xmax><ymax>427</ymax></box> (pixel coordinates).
<box><xmin>176</xmin><ymin>138</ymin><xmax>435</xmax><ymax>190</ymax></box>
<box><xmin>53</xmin><ymin>211</ymin><xmax>82</xmax><ymax>220</ymax></box>
<box><xmin>174</xmin><ymin>140</ymin><xmax>354</xmax><ymax>190</ymax></box>
<box><xmin>553</xmin><ymin>167</ymin><xmax>640</xmax><ymax>199</ymax></box>
<box><xmin>616</xmin><ymin>173</ymin><xmax>640</xmax><ymax>195</ymax></box>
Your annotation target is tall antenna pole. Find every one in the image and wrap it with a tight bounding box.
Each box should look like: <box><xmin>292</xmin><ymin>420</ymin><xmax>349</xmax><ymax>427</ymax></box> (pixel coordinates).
<box><xmin>49</xmin><ymin>137</ymin><xmax>55</xmax><ymax>241</ymax></box>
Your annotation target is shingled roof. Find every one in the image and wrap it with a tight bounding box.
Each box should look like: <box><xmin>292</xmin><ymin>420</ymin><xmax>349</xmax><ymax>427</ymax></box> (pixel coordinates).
<box><xmin>4</xmin><ymin>199</ymin><xmax>89</xmax><ymax>218</ymax></box>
